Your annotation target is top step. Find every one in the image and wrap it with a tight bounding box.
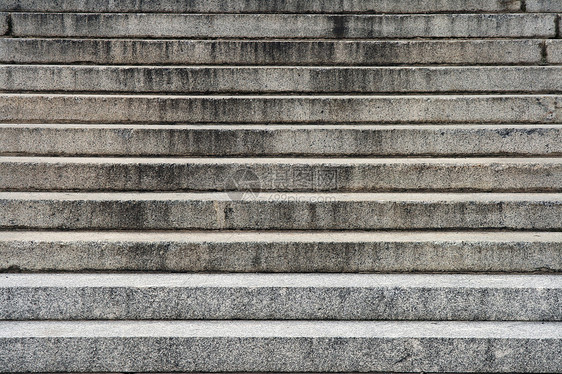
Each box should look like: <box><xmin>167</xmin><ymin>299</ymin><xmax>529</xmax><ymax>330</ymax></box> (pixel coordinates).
<box><xmin>0</xmin><ymin>0</ymin><xmax>526</xmax><ymax>14</ymax></box>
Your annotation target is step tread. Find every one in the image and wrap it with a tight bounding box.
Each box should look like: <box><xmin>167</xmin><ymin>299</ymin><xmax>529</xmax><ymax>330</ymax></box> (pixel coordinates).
<box><xmin>2</xmin><ymin>156</ymin><xmax>560</xmax><ymax>164</ymax></box>
<box><xmin>1</xmin><ymin>320</ymin><xmax>559</xmax><ymax>338</ymax></box>
<box><xmin>1</xmin><ymin>191</ymin><xmax>559</xmax><ymax>201</ymax></box>
<box><xmin>2</xmin><ymin>272</ymin><xmax>560</xmax><ymax>288</ymax></box>
<box><xmin>1</xmin><ymin>230</ymin><xmax>560</xmax><ymax>242</ymax></box>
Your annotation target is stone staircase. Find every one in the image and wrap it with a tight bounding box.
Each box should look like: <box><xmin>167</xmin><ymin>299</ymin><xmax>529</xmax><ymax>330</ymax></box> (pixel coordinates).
<box><xmin>0</xmin><ymin>0</ymin><xmax>561</xmax><ymax>372</ymax></box>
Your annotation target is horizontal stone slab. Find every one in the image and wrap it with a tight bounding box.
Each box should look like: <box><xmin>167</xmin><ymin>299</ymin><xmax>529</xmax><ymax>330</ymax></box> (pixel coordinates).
<box><xmin>0</xmin><ymin>0</ymin><xmax>523</xmax><ymax>13</ymax></box>
<box><xmin>547</xmin><ymin>40</ymin><xmax>562</xmax><ymax>63</ymax></box>
<box><xmin>1</xmin><ymin>94</ymin><xmax>560</xmax><ymax>124</ymax></box>
<box><xmin>1</xmin><ymin>231</ymin><xmax>560</xmax><ymax>272</ymax></box>
<box><xmin>2</xmin><ymin>65</ymin><xmax>561</xmax><ymax>93</ymax></box>
<box><xmin>1</xmin><ymin>157</ymin><xmax>560</xmax><ymax>192</ymax></box>
<box><xmin>8</xmin><ymin>13</ymin><xmax>556</xmax><ymax>38</ymax></box>
<box><xmin>0</xmin><ymin>38</ymin><xmax>544</xmax><ymax>65</ymax></box>
<box><xmin>0</xmin><ymin>192</ymin><xmax>559</xmax><ymax>230</ymax></box>
<box><xmin>526</xmin><ymin>0</ymin><xmax>562</xmax><ymax>12</ymax></box>
<box><xmin>0</xmin><ymin>320</ymin><xmax>560</xmax><ymax>372</ymax></box>
<box><xmin>2</xmin><ymin>124</ymin><xmax>561</xmax><ymax>157</ymax></box>
<box><xmin>1</xmin><ymin>273</ymin><xmax>560</xmax><ymax>321</ymax></box>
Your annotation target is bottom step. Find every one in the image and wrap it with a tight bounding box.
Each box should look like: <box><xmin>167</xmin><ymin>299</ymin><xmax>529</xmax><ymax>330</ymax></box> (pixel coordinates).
<box><xmin>0</xmin><ymin>321</ymin><xmax>560</xmax><ymax>373</ymax></box>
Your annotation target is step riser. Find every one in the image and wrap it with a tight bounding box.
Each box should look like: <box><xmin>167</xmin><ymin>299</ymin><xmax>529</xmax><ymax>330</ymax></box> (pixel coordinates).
<box><xmin>1</xmin><ymin>159</ymin><xmax>560</xmax><ymax>192</ymax></box>
<box><xmin>0</xmin><ymin>194</ymin><xmax>559</xmax><ymax>230</ymax></box>
<box><xmin>7</xmin><ymin>13</ymin><xmax>556</xmax><ymax>38</ymax></box>
<box><xmin>2</xmin><ymin>66</ymin><xmax>561</xmax><ymax>94</ymax></box>
<box><xmin>2</xmin><ymin>233</ymin><xmax>561</xmax><ymax>273</ymax></box>
<box><xmin>2</xmin><ymin>276</ymin><xmax>559</xmax><ymax>321</ymax></box>
<box><xmin>1</xmin><ymin>95</ymin><xmax>560</xmax><ymax>124</ymax></box>
<box><xmin>0</xmin><ymin>0</ymin><xmax>524</xmax><ymax>13</ymax></box>
<box><xmin>0</xmin><ymin>324</ymin><xmax>559</xmax><ymax>373</ymax></box>
<box><xmin>1</xmin><ymin>39</ymin><xmax>545</xmax><ymax>65</ymax></box>
<box><xmin>2</xmin><ymin>125</ymin><xmax>561</xmax><ymax>157</ymax></box>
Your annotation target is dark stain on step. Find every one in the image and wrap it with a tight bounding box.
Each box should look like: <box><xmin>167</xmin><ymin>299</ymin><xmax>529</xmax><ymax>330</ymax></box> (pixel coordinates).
<box><xmin>331</xmin><ymin>16</ymin><xmax>347</xmax><ymax>38</ymax></box>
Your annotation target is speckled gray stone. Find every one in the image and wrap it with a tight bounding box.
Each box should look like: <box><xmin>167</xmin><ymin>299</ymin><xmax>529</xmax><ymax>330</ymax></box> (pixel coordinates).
<box><xmin>547</xmin><ymin>40</ymin><xmax>562</xmax><ymax>64</ymax></box>
<box><xmin>0</xmin><ymin>273</ymin><xmax>560</xmax><ymax>321</ymax></box>
<box><xmin>1</xmin><ymin>231</ymin><xmax>560</xmax><ymax>273</ymax></box>
<box><xmin>526</xmin><ymin>0</ymin><xmax>562</xmax><ymax>12</ymax></box>
<box><xmin>2</xmin><ymin>124</ymin><xmax>561</xmax><ymax>157</ymax></box>
<box><xmin>0</xmin><ymin>14</ymin><xmax>7</xmax><ymax>35</ymax></box>
<box><xmin>0</xmin><ymin>320</ymin><xmax>560</xmax><ymax>372</ymax></box>
<box><xmin>0</xmin><ymin>157</ymin><xmax>560</xmax><ymax>192</ymax></box>
<box><xmin>0</xmin><ymin>192</ymin><xmax>560</xmax><ymax>230</ymax></box>
<box><xmin>0</xmin><ymin>38</ymin><xmax>544</xmax><ymax>65</ymax></box>
<box><xmin>8</xmin><ymin>13</ymin><xmax>556</xmax><ymax>38</ymax></box>
<box><xmin>2</xmin><ymin>66</ymin><xmax>561</xmax><ymax>93</ymax></box>
<box><xmin>1</xmin><ymin>94</ymin><xmax>561</xmax><ymax>124</ymax></box>
<box><xmin>0</xmin><ymin>0</ymin><xmax>523</xmax><ymax>13</ymax></box>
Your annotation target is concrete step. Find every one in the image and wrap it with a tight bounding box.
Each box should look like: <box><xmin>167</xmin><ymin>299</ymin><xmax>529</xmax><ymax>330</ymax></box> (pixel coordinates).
<box><xmin>7</xmin><ymin>13</ymin><xmax>556</xmax><ymax>38</ymax></box>
<box><xmin>2</xmin><ymin>65</ymin><xmax>561</xmax><ymax>94</ymax></box>
<box><xmin>547</xmin><ymin>40</ymin><xmax>562</xmax><ymax>63</ymax></box>
<box><xmin>0</xmin><ymin>38</ymin><xmax>546</xmax><ymax>65</ymax></box>
<box><xmin>1</xmin><ymin>94</ymin><xmax>560</xmax><ymax>124</ymax></box>
<box><xmin>1</xmin><ymin>320</ymin><xmax>560</xmax><ymax>372</ymax></box>
<box><xmin>1</xmin><ymin>273</ymin><xmax>560</xmax><ymax>321</ymax></box>
<box><xmin>0</xmin><ymin>192</ymin><xmax>559</xmax><ymax>230</ymax></box>
<box><xmin>1</xmin><ymin>231</ymin><xmax>560</xmax><ymax>273</ymax></box>
<box><xmin>1</xmin><ymin>157</ymin><xmax>560</xmax><ymax>192</ymax></box>
<box><xmin>0</xmin><ymin>0</ymin><xmax>524</xmax><ymax>13</ymax></box>
<box><xmin>1</xmin><ymin>124</ymin><xmax>562</xmax><ymax>157</ymax></box>
<box><xmin>527</xmin><ymin>0</ymin><xmax>562</xmax><ymax>12</ymax></box>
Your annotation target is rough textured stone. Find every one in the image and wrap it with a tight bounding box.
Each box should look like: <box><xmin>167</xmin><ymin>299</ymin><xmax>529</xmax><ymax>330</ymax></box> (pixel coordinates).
<box><xmin>526</xmin><ymin>0</ymin><xmax>562</xmax><ymax>12</ymax></box>
<box><xmin>0</xmin><ymin>157</ymin><xmax>560</xmax><ymax>192</ymax></box>
<box><xmin>0</xmin><ymin>0</ymin><xmax>523</xmax><ymax>13</ymax></box>
<box><xmin>0</xmin><ymin>192</ymin><xmax>559</xmax><ymax>230</ymax></box>
<box><xmin>0</xmin><ymin>14</ymin><xmax>7</xmax><ymax>35</ymax></box>
<box><xmin>547</xmin><ymin>40</ymin><xmax>562</xmax><ymax>63</ymax></box>
<box><xmin>0</xmin><ymin>321</ymin><xmax>560</xmax><ymax>373</ymax></box>
<box><xmin>1</xmin><ymin>273</ymin><xmax>560</xmax><ymax>321</ymax></box>
<box><xmin>2</xmin><ymin>124</ymin><xmax>561</xmax><ymax>157</ymax></box>
<box><xmin>1</xmin><ymin>231</ymin><xmax>560</xmax><ymax>273</ymax></box>
<box><xmin>0</xmin><ymin>38</ymin><xmax>544</xmax><ymax>65</ymax></box>
<box><xmin>1</xmin><ymin>94</ymin><xmax>560</xmax><ymax>124</ymax></box>
<box><xmin>9</xmin><ymin>13</ymin><xmax>556</xmax><ymax>38</ymax></box>
<box><xmin>2</xmin><ymin>66</ymin><xmax>561</xmax><ymax>93</ymax></box>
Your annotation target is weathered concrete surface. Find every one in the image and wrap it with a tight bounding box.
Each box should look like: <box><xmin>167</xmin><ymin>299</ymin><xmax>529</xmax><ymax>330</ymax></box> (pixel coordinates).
<box><xmin>0</xmin><ymin>192</ymin><xmax>559</xmax><ymax>230</ymax></box>
<box><xmin>1</xmin><ymin>231</ymin><xmax>560</xmax><ymax>273</ymax></box>
<box><xmin>0</xmin><ymin>14</ymin><xmax>7</xmax><ymax>35</ymax></box>
<box><xmin>547</xmin><ymin>40</ymin><xmax>562</xmax><ymax>64</ymax></box>
<box><xmin>0</xmin><ymin>38</ymin><xmax>544</xmax><ymax>65</ymax></box>
<box><xmin>0</xmin><ymin>157</ymin><xmax>560</xmax><ymax>192</ymax></box>
<box><xmin>8</xmin><ymin>13</ymin><xmax>556</xmax><ymax>38</ymax></box>
<box><xmin>1</xmin><ymin>94</ymin><xmax>560</xmax><ymax>124</ymax></box>
<box><xmin>0</xmin><ymin>320</ymin><xmax>560</xmax><ymax>373</ymax></box>
<box><xmin>0</xmin><ymin>0</ymin><xmax>523</xmax><ymax>13</ymax></box>
<box><xmin>1</xmin><ymin>273</ymin><xmax>560</xmax><ymax>321</ymax></box>
<box><xmin>2</xmin><ymin>66</ymin><xmax>561</xmax><ymax>93</ymax></box>
<box><xmin>526</xmin><ymin>0</ymin><xmax>562</xmax><ymax>12</ymax></box>
<box><xmin>1</xmin><ymin>124</ymin><xmax>561</xmax><ymax>157</ymax></box>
